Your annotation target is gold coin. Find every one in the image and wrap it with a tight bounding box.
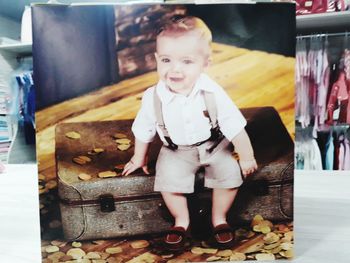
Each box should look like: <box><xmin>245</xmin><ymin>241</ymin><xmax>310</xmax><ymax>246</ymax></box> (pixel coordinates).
<box><xmin>261</xmin><ymin>226</ymin><xmax>271</xmax><ymax>234</ymax></box>
<box><xmin>206</xmin><ymin>256</ymin><xmax>221</xmax><ymax>261</ymax></box>
<box><xmin>78</xmin><ymin>156</ymin><xmax>92</xmax><ymax>162</ymax></box>
<box><xmin>191</xmin><ymin>247</ymin><xmax>203</xmax><ymax>255</ymax></box>
<box><xmin>98</xmin><ymin>171</ymin><xmax>117</xmax><ymax>178</ymax></box>
<box><xmin>263</xmin><ymin>232</ymin><xmax>280</xmax><ymax>244</ymax></box>
<box><xmin>67</xmin><ymin>248</ymin><xmax>86</xmax><ymax>259</ymax></box>
<box><xmin>167</xmin><ymin>259</ymin><xmax>186</xmax><ymax>263</ymax></box>
<box><xmin>99</xmin><ymin>252</ymin><xmax>111</xmax><ymax>260</ymax></box>
<box><xmin>115</xmin><ymin>138</ymin><xmax>131</xmax><ymax>145</ymax></box>
<box><xmin>279</xmin><ymin>248</ymin><xmax>293</xmax><ymax>258</ymax></box>
<box><xmin>72</xmin><ymin>241</ymin><xmax>82</xmax><ymax>248</ymax></box>
<box><xmin>45</xmin><ymin>245</ymin><xmax>59</xmax><ymax>253</ymax></box>
<box><xmin>260</xmin><ymin>220</ymin><xmax>273</xmax><ymax>229</ymax></box>
<box><xmin>166</xmin><ymin>259</ymin><xmax>186</xmax><ymax>263</ymax></box>
<box><xmin>84</xmin><ymin>252</ymin><xmax>101</xmax><ymax>259</ymax></box>
<box><xmin>38</xmin><ymin>174</ymin><xmax>46</xmax><ymax>180</ymax></box>
<box><xmin>202</xmin><ymin>248</ymin><xmax>218</xmax><ymax>254</ymax></box>
<box><xmin>280</xmin><ymin>242</ymin><xmax>293</xmax><ymax>250</ymax></box>
<box><xmin>251</xmin><ymin>214</ymin><xmax>264</xmax><ymax>227</ymax></box>
<box><xmin>113</xmin><ymin>133</ymin><xmax>127</xmax><ymax>139</ymax></box>
<box><xmin>242</xmin><ymin>241</ymin><xmax>265</xmax><ymax>253</ymax></box>
<box><xmin>59</xmin><ymin>254</ymin><xmax>74</xmax><ymax>261</ymax></box>
<box><xmin>105</xmin><ymin>246</ymin><xmax>123</xmax><ymax>254</ymax></box>
<box><xmin>130</xmin><ymin>240</ymin><xmax>150</xmax><ymax>249</ymax></box>
<box><xmin>255</xmin><ymin>253</ymin><xmax>275</xmax><ymax>260</ymax></box>
<box><xmin>229</xmin><ymin>252</ymin><xmax>246</xmax><ymax>261</ymax></box>
<box><xmin>117</xmin><ymin>144</ymin><xmax>131</xmax><ymax>151</ymax></box>
<box><xmin>73</xmin><ymin>157</ymin><xmax>86</xmax><ymax>165</ymax></box>
<box><xmin>217</xmin><ymin>250</ymin><xmax>232</xmax><ymax>257</ymax></box>
<box><xmin>264</xmin><ymin>241</ymin><xmax>281</xmax><ymax>250</ymax></box>
<box><xmin>161</xmin><ymin>254</ymin><xmax>174</xmax><ymax>259</ymax></box>
<box><xmin>65</xmin><ymin>131</ymin><xmax>81</xmax><ymax>139</ymax></box>
<box><xmin>284</xmin><ymin>231</ymin><xmax>293</xmax><ymax>241</ymax></box>
<box><xmin>253</xmin><ymin>225</ymin><xmax>262</xmax><ymax>232</ymax></box>
<box><xmin>107</xmin><ymin>257</ymin><xmax>123</xmax><ymax>263</ymax></box>
<box><xmin>270</xmin><ymin>246</ymin><xmax>282</xmax><ymax>254</ymax></box>
<box><xmin>47</xmin><ymin>251</ymin><xmax>65</xmax><ymax>261</ymax></box>
<box><xmin>79</xmin><ymin>173</ymin><xmax>92</xmax><ymax>181</ymax></box>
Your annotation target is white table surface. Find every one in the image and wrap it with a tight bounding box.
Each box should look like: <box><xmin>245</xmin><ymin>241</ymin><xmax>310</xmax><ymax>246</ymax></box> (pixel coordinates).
<box><xmin>0</xmin><ymin>165</ymin><xmax>349</xmax><ymax>263</ymax></box>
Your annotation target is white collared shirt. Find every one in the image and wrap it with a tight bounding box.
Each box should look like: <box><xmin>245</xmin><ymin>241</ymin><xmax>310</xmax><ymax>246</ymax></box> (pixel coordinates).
<box><xmin>132</xmin><ymin>73</ymin><xmax>247</xmax><ymax>145</ymax></box>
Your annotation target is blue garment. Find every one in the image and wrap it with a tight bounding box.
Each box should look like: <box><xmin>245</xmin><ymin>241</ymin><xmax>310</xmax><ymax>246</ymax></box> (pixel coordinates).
<box><xmin>324</xmin><ymin>133</ymin><xmax>334</xmax><ymax>170</ymax></box>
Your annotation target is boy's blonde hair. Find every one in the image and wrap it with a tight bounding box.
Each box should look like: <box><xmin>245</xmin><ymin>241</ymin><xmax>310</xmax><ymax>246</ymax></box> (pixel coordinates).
<box><xmin>157</xmin><ymin>16</ymin><xmax>212</xmax><ymax>47</ymax></box>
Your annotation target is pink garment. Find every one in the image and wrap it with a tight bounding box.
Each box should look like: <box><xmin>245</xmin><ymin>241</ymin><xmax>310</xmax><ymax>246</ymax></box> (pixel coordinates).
<box><xmin>318</xmin><ymin>50</ymin><xmax>330</xmax><ymax>124</ymax></box>
<box><xmin>344</xmin><ymin>49</ymin><xmax>350</xmax><ymax>124</ymax></box>
<box><xmin>327</xmin><ymin>72</ymin><xmax>348</xmax><ymax>124</ymax></box>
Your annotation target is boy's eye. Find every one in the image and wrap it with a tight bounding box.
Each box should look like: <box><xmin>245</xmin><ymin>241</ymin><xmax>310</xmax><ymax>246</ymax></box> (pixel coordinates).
<box><xmin>161</xmin><ymin>58</ymin><xmax>170</xmax><ymax>63</ymax></box>
<box><xmin>183</xmin><ymin>59</ymin><xmax>193</xmax><ymax>64</ymax></box>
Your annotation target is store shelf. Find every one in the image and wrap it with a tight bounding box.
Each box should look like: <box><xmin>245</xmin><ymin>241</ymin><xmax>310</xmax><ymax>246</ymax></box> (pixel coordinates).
<box><xmin>297</xmin><ymin>11</ymin><xmax>350</xmax><ymax>33</ymax></box>
<box><xmin>0</xmin><ymin>42</ymin><xmax>32</xmax><ymax>56</ymax></box>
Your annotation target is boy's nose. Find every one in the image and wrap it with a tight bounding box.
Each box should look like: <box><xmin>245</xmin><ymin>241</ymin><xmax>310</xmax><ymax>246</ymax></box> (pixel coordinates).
<box><xmin>170</xmin><ymin>62</ymin><xmax>182</xmax><ymax>72</ymax></box>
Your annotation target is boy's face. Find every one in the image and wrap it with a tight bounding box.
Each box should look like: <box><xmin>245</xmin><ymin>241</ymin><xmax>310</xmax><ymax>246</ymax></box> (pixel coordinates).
<box><xmin>155</xmin><ymin>34</ymin><xmax>210</xmax><ymax>95</ymax></box>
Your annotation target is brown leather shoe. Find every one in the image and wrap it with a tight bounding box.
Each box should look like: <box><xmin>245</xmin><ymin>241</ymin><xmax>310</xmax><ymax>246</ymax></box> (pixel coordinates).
<box><xmin>164</xmin><ymin>226</ymin><xmax>187</xmax><ymax>251</ymax></box>
<box><xmin>213</xmin><ymin>223</ymin><xmax>235</xmax><ymax>248</ymax></box>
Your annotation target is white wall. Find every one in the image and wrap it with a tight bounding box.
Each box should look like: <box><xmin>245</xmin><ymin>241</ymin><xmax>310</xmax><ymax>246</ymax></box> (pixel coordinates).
<box><xmin>0</xmin><ymin>15</ymin><xmax>21</xmax><ymax>41</ymax></box>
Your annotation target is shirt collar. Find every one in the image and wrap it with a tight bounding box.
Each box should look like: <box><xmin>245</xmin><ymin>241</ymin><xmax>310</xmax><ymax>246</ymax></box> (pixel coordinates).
<box><xmin>156</xmin><ymin>73</ymin><xmax>216</xmax><ymax>105</ymax></box>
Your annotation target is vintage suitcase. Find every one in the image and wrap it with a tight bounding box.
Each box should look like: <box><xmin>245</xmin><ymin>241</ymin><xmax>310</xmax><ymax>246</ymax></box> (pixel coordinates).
<box><xmin>56</xmin><ymin>107</ymin><xmax>293</xmax><ymax>241</ymax></box>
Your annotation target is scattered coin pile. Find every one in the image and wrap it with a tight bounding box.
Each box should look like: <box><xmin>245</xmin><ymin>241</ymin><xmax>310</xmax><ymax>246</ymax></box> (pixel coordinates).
<box><xmin>63</xmin><ymin>131</ymin><xmax>133</xmax><ymax>181</ymax></box>
<box><xmin>42</xmin><ymin>239</ymin><xmax>150</xmax><ymax>263</ymax></box>
<box><xmin>113</xmin><ymin>133</ymin><xmax>132</xmax><ymax>151</ymax></box>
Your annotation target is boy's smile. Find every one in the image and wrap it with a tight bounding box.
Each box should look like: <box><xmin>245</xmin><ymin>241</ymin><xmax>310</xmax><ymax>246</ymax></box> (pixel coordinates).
<box><xmin>155</xmin><ymin>34</ymin><xmax>210</xmax><ymax>96</ymax></box>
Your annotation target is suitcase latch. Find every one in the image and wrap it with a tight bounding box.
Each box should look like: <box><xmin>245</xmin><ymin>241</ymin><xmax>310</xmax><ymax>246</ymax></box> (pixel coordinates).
<box><xmin>99</xmin><ymin>194</ymin><xmax>115</xmax><ymax>212</ymax></box>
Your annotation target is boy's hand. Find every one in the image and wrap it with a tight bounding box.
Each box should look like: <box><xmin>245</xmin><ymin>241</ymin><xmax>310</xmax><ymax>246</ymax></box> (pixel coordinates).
<box><xmin>239</xmin><ymin>159</ymin><xmax>257</xmax><ymax>177</ymax></box>
<box><xmin>122</xmin><ymin>155</ymin><xmax>149</xmax><ymax>176</ymax></box>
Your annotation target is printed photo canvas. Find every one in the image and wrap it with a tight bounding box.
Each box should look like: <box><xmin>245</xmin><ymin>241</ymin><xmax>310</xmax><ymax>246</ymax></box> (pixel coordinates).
<box><xmin>33</xmin><ymin>2</ymin><xmax>295</xmax><ymax>262</ymax></box>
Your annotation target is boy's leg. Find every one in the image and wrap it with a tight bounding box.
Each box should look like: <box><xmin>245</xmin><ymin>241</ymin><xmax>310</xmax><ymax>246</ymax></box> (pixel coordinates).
<box><xmin>161</xmin><ymin>192</ymin><xmax>190</xmax><ymax>229</ymax></box>
<box><xmin>212</xmin><ymin>188</ymin><xmax>238</xmax><ymax>226</ymax></box>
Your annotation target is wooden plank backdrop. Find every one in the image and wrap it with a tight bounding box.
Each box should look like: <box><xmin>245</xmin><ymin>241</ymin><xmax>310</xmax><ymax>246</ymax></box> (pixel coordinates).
<box><xmin>36</xmin><ymin>42</ymin><xmax>295</xmax><ymax>181</ymax></box>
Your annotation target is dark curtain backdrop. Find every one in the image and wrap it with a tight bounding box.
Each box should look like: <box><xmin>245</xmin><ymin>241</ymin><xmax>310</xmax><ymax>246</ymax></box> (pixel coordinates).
<box><xmin>32</xmin><ymin>5</ymin><xmax>118</xmax><ymax>110</ymax></box>
<box><xmin>187</xmin><ymin>3</ymin><xmax>296</xmax><ymax>57</ymax></box>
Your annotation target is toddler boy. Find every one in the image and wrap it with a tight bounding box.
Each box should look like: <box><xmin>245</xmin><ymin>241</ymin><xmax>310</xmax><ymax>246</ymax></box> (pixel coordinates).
<box><xmin>123</xmin><ymin>16</ymin><xmax>257</xmax><ymax>250</ymax></box>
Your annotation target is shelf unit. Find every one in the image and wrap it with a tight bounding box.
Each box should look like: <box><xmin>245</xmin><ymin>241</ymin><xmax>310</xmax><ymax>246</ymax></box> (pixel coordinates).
<box><xmin>0</xmin><ymin>42</ymin><xmax>33</xmax><ymax>163</ymax></box>
<box><xmin>296</xmin><ymin>12</ymin><xmax>350</xmax><ymax>174</ymax></box>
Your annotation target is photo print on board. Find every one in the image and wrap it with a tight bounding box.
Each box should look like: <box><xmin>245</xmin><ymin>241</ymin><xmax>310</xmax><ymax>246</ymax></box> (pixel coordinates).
<box><xmin>33</xmin><ymin>2</ymin><xmax>295</xmax><ymax>262</ymax></box>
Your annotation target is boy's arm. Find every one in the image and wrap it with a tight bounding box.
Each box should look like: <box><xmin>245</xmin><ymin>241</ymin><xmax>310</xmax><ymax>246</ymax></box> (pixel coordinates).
<box><xmin>122</xmin><ymin>138</ymin><xmax>150</xmax><ymax>176</ymax></box>
<box><xmin>231</xmin><ymin>129</ymin><xmax>257</xmax><ymax>177</ymax></box>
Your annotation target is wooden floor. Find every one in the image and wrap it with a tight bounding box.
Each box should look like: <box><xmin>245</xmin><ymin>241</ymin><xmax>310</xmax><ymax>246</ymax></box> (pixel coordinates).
<box><xmin>36</xmin><ymin>42</ymin><xmax>295</xmax><ymax>180</ymax></box>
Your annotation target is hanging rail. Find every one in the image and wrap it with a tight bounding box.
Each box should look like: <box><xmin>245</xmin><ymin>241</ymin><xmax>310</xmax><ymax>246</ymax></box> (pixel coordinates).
<box><xmin>297</xmin><ymin>32</ymin><xmax>349</xmax><ymax>39</ymax></box>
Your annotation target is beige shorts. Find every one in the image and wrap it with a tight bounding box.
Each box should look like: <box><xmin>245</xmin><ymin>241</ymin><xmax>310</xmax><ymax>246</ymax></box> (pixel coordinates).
<box><xmin>154</xmin><ymin>139</ymin><xmax>243</xmax><ymax>193</ymax></box>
